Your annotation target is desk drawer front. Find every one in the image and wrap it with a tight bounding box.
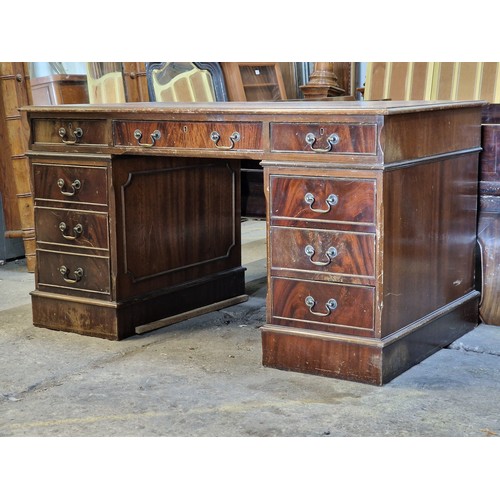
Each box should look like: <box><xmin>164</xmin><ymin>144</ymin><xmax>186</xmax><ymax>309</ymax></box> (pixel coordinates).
<box><xmin>35</xmin><ymin>207</ymin><xmax>109</xmax><ymax>250</ymax></box>
<box><xmin>271</xmin><ymin>277</ymin><xmax>374</xmax><ymax>332</ymax></box>
<box><xmin>32</xmin><ymin>119</ymin><xmax>109</xmax><ymax>147</ymax></box>
<box><xmin>33</xmin><ymin>163</ymin><xmax>108</xmax><ymax>206</ymax></box>
<box><xmin>270</xmin><ymin>175</ymin><xmax>376</xmax><ymax>224</ymax></box>
<box><xmin>271</xmin><ymin>226</ymin><xmax>375</xmax><ymax>278</ymax></box>
<box><xmin>270</xmin><ymin>122</ymin><xmax>377</xmax><ymax>155</ymax></box>
<box><xmin>113</xmin><ymin>120</ymin><xmax>262</xmax><ymax>151</ymax></box>
<box><xmin>37</xmin><ymin>250</ymin><xmax>110</xmax><ymax>294</ymax></box>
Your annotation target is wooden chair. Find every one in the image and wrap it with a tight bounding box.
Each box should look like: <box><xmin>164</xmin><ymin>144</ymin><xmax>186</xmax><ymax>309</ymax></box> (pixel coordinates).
<box><xmin>146</xmin><ymin>62</ymin><xmax>228</xmax><ymax>102</ymax></box>
<box><xmin>86</xmin><ymin>63</ymin><xmax>126</xmax><ymax>104</ymax></box>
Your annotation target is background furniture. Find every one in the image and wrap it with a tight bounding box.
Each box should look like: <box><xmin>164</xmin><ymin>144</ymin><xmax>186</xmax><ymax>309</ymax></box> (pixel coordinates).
<box><xmin>0</xmin><ymin>62</ymin><xmax>35</xmax><ymax>270</ymax></box>
<box><xmin>30</xmin><ymin>74</ymin><xmax>89</xmax><ymax>105</ymax></box>
<box><xmin>86</xmin><ymin>63</ymin><xmax>126</xmax><ymax>104</ymax></box>
<box><xmin>362</xmin><ymin>61</ymin><xmax>500</xmax><ymax>326</ymax></box>
<box><xmin>221</xmin><ymin>63</ymin><xmax>287</xmax><ymax>101</ymax></box>
<box><xmin>300</xmin><ymin>62</ymin><xmax>346</xmax><ymax>99</ymax></box>
<box><xmin>364</xmin><ymin>62</ymin><xmax>500</xmax><ymax>102</ymax></box>
<box><xmin>332</xmin><ymin>62</ymin><xmax>356</xmax><ymax>98</ymax></box>
<box><xmin>121</xmin><ymin>62</ymin><xmax>149</xmax><ymax>102</ymax></box>
<box><xmin>0</xmin><ymin>192</ymin><xmax>24</xmax><ymax>261</ymax></box>
<box><xmin>146</xmin><ymin>62</ymin><xmax>227</xmax><ymax>102</ymax></box>
<box><xmin>478</xmin><ymin>104</ymin><xmax>500</xmax><ymax>324</ymax></box>
<box><xmin>364</xmin><ymin>62</ymin><xmax>434</xmax><ymax>100</ymax></box>
<box><xmin>26</xmin><ymin>100</ymin><xmax>482</xmax><ymax>385</ymax></box>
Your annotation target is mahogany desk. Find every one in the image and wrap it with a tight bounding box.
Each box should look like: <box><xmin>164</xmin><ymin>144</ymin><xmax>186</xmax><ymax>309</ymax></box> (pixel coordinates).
<box><xmin>25</xmin><ymin>100</ymin><xmax>483</xmax><ymax>384</ymax></box>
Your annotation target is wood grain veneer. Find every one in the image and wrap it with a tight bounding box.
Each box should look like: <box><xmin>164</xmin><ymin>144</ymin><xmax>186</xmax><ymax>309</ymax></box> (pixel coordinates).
<box><xmin>25</xmin><ymin>100</ymin><xmax>483</xmax><ymax>384</ymax></box>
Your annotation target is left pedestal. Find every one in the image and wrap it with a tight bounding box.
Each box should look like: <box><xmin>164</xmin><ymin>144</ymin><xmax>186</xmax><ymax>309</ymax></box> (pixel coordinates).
<box><xmin>31</xmin><ymin>153</ymin><xmax>246</xmax><ymax>340</ymax></box>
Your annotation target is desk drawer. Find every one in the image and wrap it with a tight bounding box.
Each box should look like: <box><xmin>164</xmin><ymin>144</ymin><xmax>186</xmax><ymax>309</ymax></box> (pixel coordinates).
<box><xmin>32</xmin><ymin>119</ymin><xmax>110</xmax><ymax>147</ymax></box>
<box><xmin>271</xmin><ymin>226</ymin><xmax>375</xmax><ymax>278</ymax></box>
<box><xmin>271</xmin><ymin>277</ymin><xmax>374</xmax><ymax>334</ymax></box>
<box><xmin>270</xmin><ymin>122</ymin><xmax>377</xmax><ymax>155</ymax></box>
<box><xmin>35</xmin><ymin>207</ymin><xmax>109</xmax><ymax>250</ymax></box>
<box><xmin>33</xmin><ymin>163</ymin><xmax>108</xmax><ymax>206</ymax></box>
<box><xmin>113</xmin><ymin>120</ymin><xmax>262</xmax><ymax>151</ymax></box>
<box><xmin>37</xmin><ymin>250</ymin><xmax>110</xmax><ymax>295</ymax></box>
<box><xmin>270</xmin><ymin>175</ymin><xmax>376</xmax><ymax>225</ymax></box>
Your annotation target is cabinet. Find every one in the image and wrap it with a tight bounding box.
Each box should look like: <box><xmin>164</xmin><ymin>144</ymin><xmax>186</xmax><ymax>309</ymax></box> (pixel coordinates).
<box><xmin>478</xmin><ymin>104</ymin><xmax>500</xmax><ymax>324</ymax></box>
<box><xmin>25</xmin><ymin>100</ymin><xmax>482</xmax><ymax>384</ymax></box>
<box><xmin>0</xmin><ymin>62</ymin><xmax>35</xmax><ymax>270</ymax></box>
<box><xmin>221</xmin><ymin>63</ymin><xmax>286</xmax><ymax>101</ymax></box>
<box><xmin>30</xmin><ymin>74</ymin><xmax>89</xmax><ymax>105</ymax></box>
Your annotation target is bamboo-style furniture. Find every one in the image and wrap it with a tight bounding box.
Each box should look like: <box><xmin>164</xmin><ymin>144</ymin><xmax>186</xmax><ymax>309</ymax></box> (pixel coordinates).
<box><xmin>0</xmin><ymin>62</ymin><xmax>35</xmax><ymax>270</ymax></box>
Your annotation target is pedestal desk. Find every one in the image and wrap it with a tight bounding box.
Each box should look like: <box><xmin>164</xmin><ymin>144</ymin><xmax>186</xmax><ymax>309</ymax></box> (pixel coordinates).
<box><xmin>25</xmin><ymin>100</ymin><xmax>483</xmax><ymax>385</ymax></box>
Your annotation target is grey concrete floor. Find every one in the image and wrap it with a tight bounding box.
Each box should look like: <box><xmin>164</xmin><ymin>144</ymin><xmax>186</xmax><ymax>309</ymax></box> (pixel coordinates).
<box><xmin>1</xmin><ymin>220</ymin><xmax>500</xmax><ymax>438</ymax></box>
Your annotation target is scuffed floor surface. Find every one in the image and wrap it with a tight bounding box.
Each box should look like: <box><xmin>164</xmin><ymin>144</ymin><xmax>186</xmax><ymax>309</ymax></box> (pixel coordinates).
<box><xmin>1</xmin><ymin>220</ymin><xmax>500</xmax><ymax>437</ymax></box>
<box><xmin>1</xmin><ymin>276</ymin><xmax>500</xmax><ymax>437</ymax></box>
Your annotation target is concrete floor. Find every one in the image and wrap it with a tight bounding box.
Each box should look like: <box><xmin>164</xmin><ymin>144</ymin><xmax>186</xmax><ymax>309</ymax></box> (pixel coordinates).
<box><xmin>1</xmin><ymin>219</ymin><xmax>500</xmax><ymax>438</ymax></box>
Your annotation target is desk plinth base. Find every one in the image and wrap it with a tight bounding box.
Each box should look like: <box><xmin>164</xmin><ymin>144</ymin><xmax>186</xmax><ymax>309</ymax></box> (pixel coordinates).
<box><xmin>31</xmin><ymin>268</ymin><xmax>246</xmax><ymax>341</ymax></box>
<box><xmin>261</xmin><ymin>292</ymin><xmax>479</xmax><ymax>385</ymax></box>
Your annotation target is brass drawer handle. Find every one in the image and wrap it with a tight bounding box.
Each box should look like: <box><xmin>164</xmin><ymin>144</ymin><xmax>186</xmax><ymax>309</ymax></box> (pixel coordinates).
<box><xmin>59</xmin><ymin>265</ymin><xmax>84</xmax><ymax>284</ymax></box>
<box><xmin>304</xmin><ymin>245</ymin><xmax>337</xmax><ymax>266</ymax></box>
<box><xmin>305</xmin><ymin>296</ymin><xmax>337</xmax><ymax>317</ymax></box>
<box><xmin>59</xmin><ymin>222</ymin><xmax>83</xmax><ymax>241</ymax></box>
<box><xmin>58</xmin><ymin>126</ymin><xmax>83</xmax><ymax>145</ymax></box>
<box><xmin>210</xmin><ymin>131</ymin><xmax>240</xmax><ymax>150</ymax></box>
<box><xmin>304</xmin><ymin>192</ymin><xmax>338</xmax><ymax>213</ymax></box>
<box><xmin>57</xmin><ymin>178</ymin><xmax>81</xmax><ymax>197</ymax></box>
<box><xmin>305</xmin><ymin>132</ymin><xmax>339</xmax><ymax>152</ymax></box>
<box><xmin>134</xmin><ymin>129</ymin><xmax>161</xmax><ymax>147</ymax></box>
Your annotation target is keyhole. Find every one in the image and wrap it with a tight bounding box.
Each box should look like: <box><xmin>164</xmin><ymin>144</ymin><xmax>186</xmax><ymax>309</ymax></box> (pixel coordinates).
<box><xmin>183</xmin><ymin>125</ymin><xmax>188</xmax><ymax>133</ymax></box>
<box><xmin>319</xmin><ymin>127</ymin><xmax>325</xmax><ymax>136</ymax></box>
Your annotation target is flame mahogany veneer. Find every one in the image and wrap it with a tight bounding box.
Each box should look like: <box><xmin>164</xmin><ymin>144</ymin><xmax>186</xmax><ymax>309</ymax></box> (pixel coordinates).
<box><xmin>25</xmin><ymin>100</ymin><xmax>484</xmax><ymax>384</ymax></box>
